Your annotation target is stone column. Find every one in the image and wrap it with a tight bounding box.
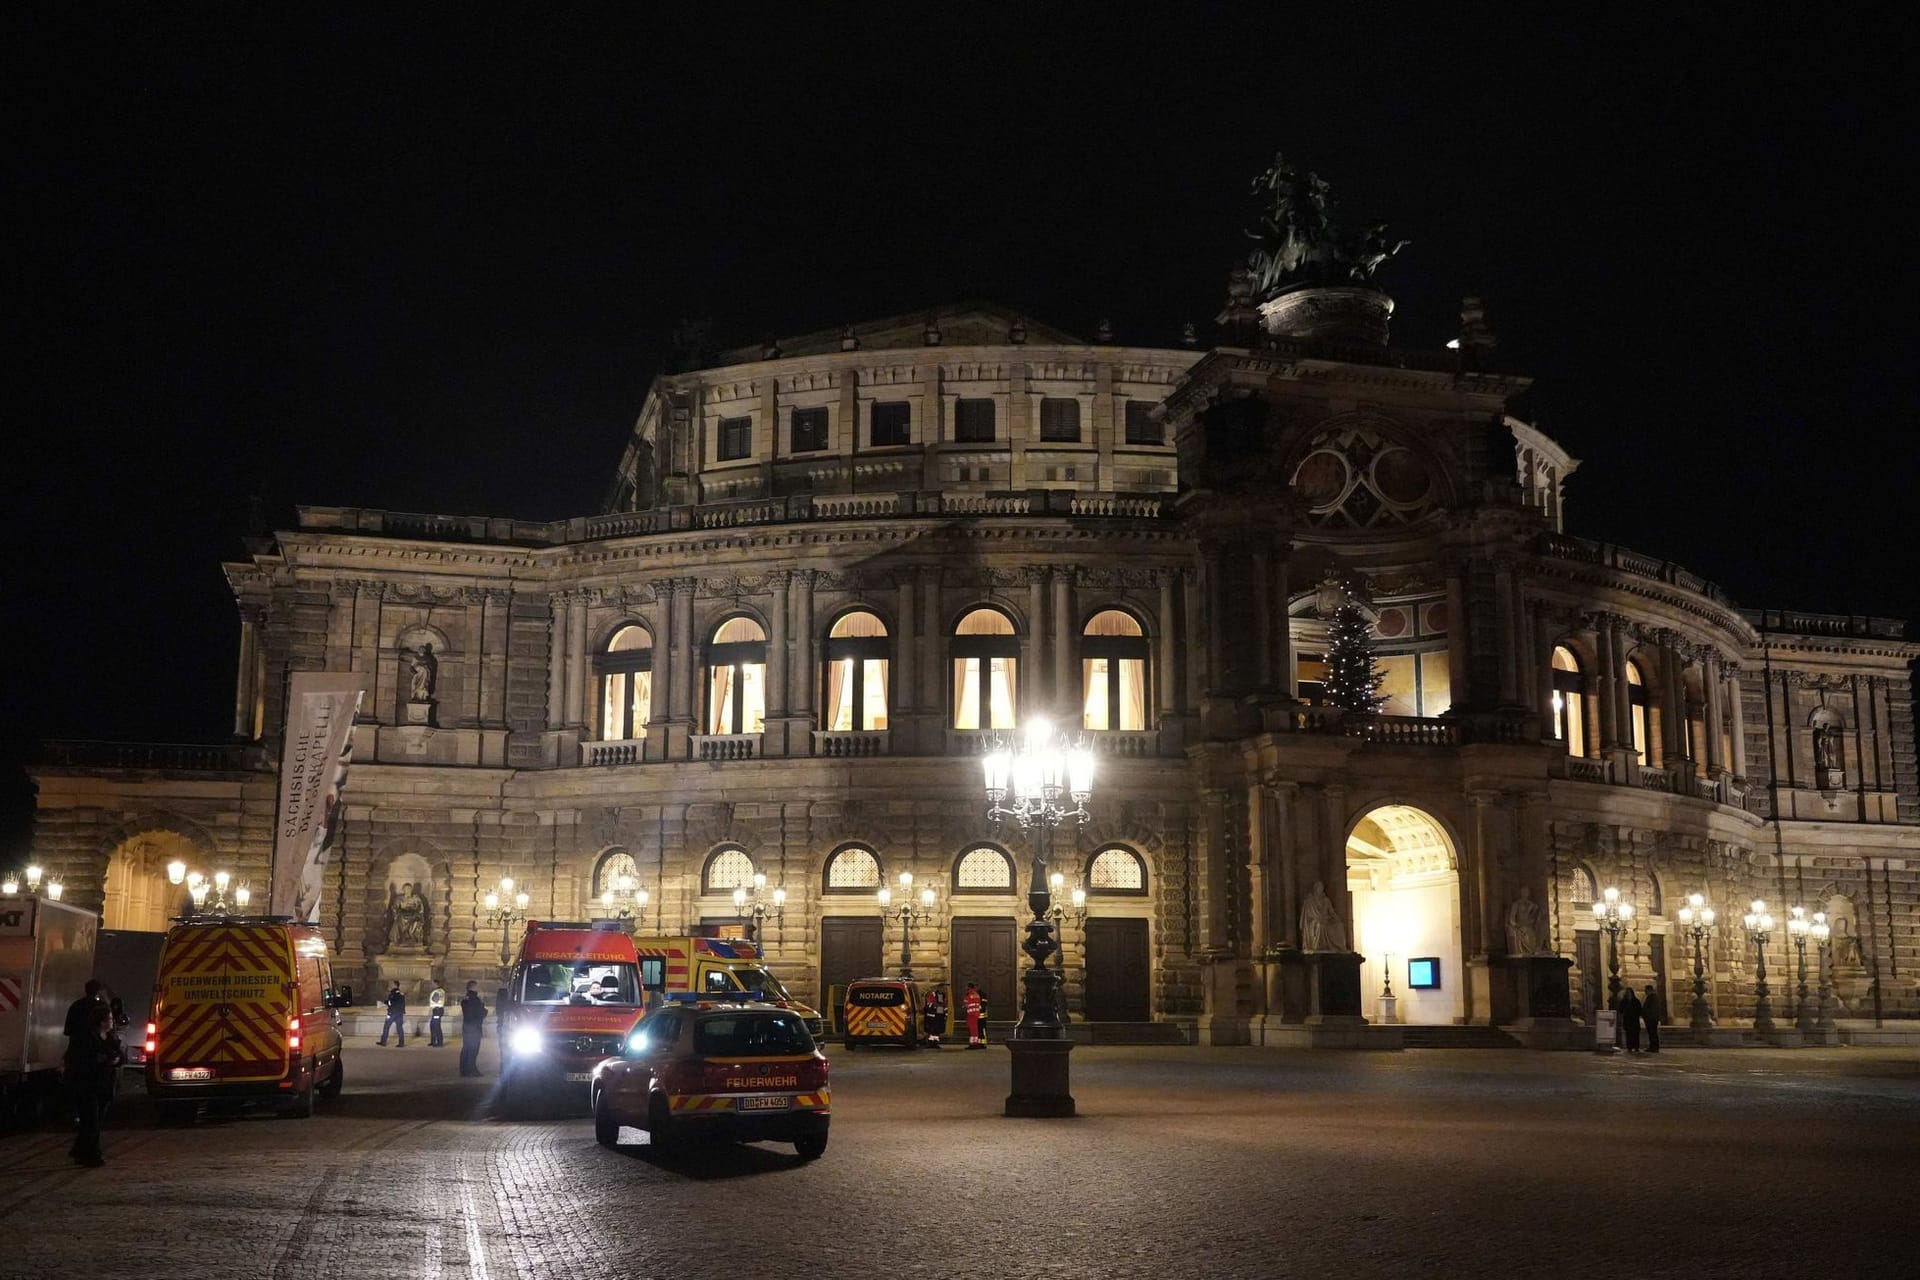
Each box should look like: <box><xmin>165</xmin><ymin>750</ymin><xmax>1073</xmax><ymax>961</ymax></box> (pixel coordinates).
<box><xmin>1851</xmin><ymin>674</ymin><xmax>1869</xmax><ymax>805</ymax></box>
<box><xmin>1246</xmin><ymin>784</ymin><xmax>1271</xmax><ymax>958</ymax></box>
<box><xmin>1320</xmin><ymin>785</ymin><xmax>1352</xmax><ymax>939</ymax></box>
<box><xmin>354</xmin><ymin>583</ymin><xmax>384</xmax><ymax>720</ymax></box>
<box><xmin>1702</xmin><ymin>648</ymin><xmax>1725</xmax><ymax>778</ymax></box>
<box><xmin>566</xmin><ymin>592</ymin><xmax>589</xmax><ymax>728</ymax></box>
<box><xmin>1156</xmin><ymin>569</ymin><xmax>1179</xmax><ymax>718</ymax></box>
<box><xmin>1267</xmin><ymin>778</ymin><xmax>1299</xmax><ymax>949</ymax></box>
<box><xmin>919</xmin><ymin>566</ymin><xmax>942</xmax><ymax>725</ymax></box>
<box><xmin>1027</xmin><ymin>571</ymin><xmax>1049</xmax><ymax>708</ymax></box>
<box><xmin>1726</xmin><ymin>666</ymin><xmax>1748</xmax><ymax>779</ymax></box>
<box><xmin>1593</xmin><ymin>617</ymin><xmax>1621</xmax><ymax>749</ymax></box>
<box><xmin>895</xmin><ymin>571</ymin><xmax>916</xmax><ymax>720</ymax></box>
<box><xmin>1052</xmin><ymin>568</ymin><xmax>1073</xmax><ymax>715</ymax></box>
<box><xmin>1252</xmin><ymin>547</ymin><xmax>1274</xmax><ymax>689</ymax></box>
<box><xmin>1183</xmin><ymin>565</ymin><xmax>1205</xmax><ymax>714</ymax></box>
<box><xmin>234</xmin><ymin>605</ymin><xmax>262</xmax><ymax>738</ymax></box>
<box><xmin>767</xmin><ymin>570</ymin><xmax>791</xmax><ymax>755</ymax></box>
<box><xmin>1199</xmin><ymin>786</ymin><xmax>1232</xmax><ymax>951</ymax></box>
<box><xmin>1445</xmin><ymin>563</ymin><xmax>1471</xmax><ymax>711</ymax></box>
<box><xmin>676</xmin><ymin>578</ymin><xmax>699</xmax><ymax>740</ymax></box>
<box><xmin>546</xmin><ymin>592</ymin><xmax>568</xmax><ymax>729</ymax></box>
<box><xmin>792</xmin><ymin>570</ymin><xmax>816</xmax><ymax>726</ymax></box>
<box><xmin>1494</xmin><ymin>557</ymin><xmax>1522</xmax><ymax>706</ymax></box>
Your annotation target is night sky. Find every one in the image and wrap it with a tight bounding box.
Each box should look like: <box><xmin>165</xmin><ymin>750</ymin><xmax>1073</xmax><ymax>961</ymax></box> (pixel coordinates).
<box><xmin>8</xmin><ymin>12</ymin><xmax>1918</xmax><ymax>804</ymax></box>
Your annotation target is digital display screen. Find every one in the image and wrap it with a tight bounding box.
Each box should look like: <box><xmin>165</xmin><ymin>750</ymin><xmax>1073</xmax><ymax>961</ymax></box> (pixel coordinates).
<box><xmin>1407</xmin><ymin>957</ymin><xmax>1441</xmax><ymax>989</ymax></box>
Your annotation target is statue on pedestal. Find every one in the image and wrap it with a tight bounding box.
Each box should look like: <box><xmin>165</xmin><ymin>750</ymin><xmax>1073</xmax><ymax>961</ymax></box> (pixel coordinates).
<box><xmin>1506</xmin><ymin>886</ymin><xmax>1547</xmax><ymax>957</ymax></box>
<box><xmin>405</xmin><ymin>644</ymin><xmax>437</xmax><ymax>703</ymax></box>
<box><xmin>389</xmin><ymin>880</ymin><xmax>429</xmax><ymax>951</ymax></box>
<box><xmin>1299</xmin><ymin>880</ymin><xmax>1349</xmax><ymax>953</ymax></box>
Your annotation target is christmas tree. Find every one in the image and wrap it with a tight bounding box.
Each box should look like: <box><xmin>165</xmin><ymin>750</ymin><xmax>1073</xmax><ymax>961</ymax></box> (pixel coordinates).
<box><xmin>1323</xmin><ymin>599</ymin><xmax>1385</xmax><ymax>714</ymax></box>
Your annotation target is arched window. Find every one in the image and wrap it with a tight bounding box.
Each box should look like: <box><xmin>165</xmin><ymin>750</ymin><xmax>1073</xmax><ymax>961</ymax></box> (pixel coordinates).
<box><xmin>824</xmin><ymin>844</ymin><xmax>883</xmax><ymax>891</ymax></box>
<box><xmin>595</xmin><ymin>625</ymin><xmax>653</xmax><ymax>742</ymax></box>
<box><xmin>822</xmin><ymin>611</ymin><xmax>890</xmax><ymax>731</ymax></box>
<box><xmin>953</xmin><ymin>846</ymin><xmax>1015</xmax><ymax>893</ymax></box>
<box><xmin>595</xmin><ymin>849</ymin><xmax>639</xmax><ymax>897</ymax></box>
<box><xmin>703</xmin><ymin>846</ymin><xmax>755</xmax><ymax>893</ymax></box>
<box><xmin>1082</xmin><ymin>610</ymin><xmax>1149</xmax><ymax>732</ymax></box>
<box><xmin>1626</xmin><ymin>660</ymin><xmax>1652</xmax><ymax>766</ymax></box>
<box><xmin>705</xmin><ymin>616</ymin><xmax>767</xmax><ymax>735</ymax></box>
<box><xmin>1087</xmin><ymin>846</ymin><xmax>1147</xmax><ymax>894</ymax></box>
<box><xmin>951</xmin><ymin>608</ymin><xmax>1019</xmax><ymax>730</ymax></box>
<box><xmin>1810</xmin><ymin>708</ymin><xmax>1845</xmax><ymax>789</ymax></box>
<box><xmin>1551</xmin><ymin>645</ymin><xmax>1588</xmax><ymax>758</ymax></box>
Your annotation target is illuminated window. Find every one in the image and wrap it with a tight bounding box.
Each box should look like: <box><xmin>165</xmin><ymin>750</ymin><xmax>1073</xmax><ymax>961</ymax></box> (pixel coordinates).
<box><xmin>1124</xmin><ymin>400</ymin><xmax>1161</xmax><ymax>445</ymax></box>
<box><xmin>951</xmin><ymin>608</ymin><xmax>1019</xmax><ymax>729</ymax></box>
<box><xmin>595</xmin><ymin>625</ymin><xmax>653</xmax><ymax>742</ymax></box>
<box><xmin>825</xmin><ymin>845</ymin><xmax>882</xmax><ymax>891</ymax></box>
<box><xmin>1088</xmin><ymin>846</ymin><xmax>1146</xmax><ymax>894</ymax></box>
<box><xmin>595</xmin><ymin>849</ymin><xmax>639</xmax><ymax>897</ymax></box>
<box><xmin>954</xmin><ymin>398</ymin><xmax>996</xmax><ymax>443</ymax></box>
<box><xmin>717</xmin><ymin>416</ymin><xmax>752</xmax><ymax>462</ymax></box>
<box><xmin>1082</xmin><ymin>610</ymin><xmax>1149</xmax><ymax>731</ymax></box>
<box><xmin>955</xmin><ymin>846</ymin><xmax>1014</xmax><ymax>892</ymax></box>
<box><xmin>1297</xmin><ymin>652</ymin><xmax>1329</xmax><ymax>704</ymax></box>
<box><xmin>1551</xmin><ymin>645</ymin><xmax>1587</xmax><ymax>758</ymax></box>
<box><xmin>703</xmin><ymin>847</ymin><xmax>755</xmax><ymax>893</ymax></box>
<box><xmin>790</xmin><ymin>407</ymin><xmax>828</xmax><ymax>453</ymax></box>
<box><xmin>1039</xmin><ymin>398</ymin><xmax>1081</xmax><ymax>443</ymax></box>
<box><xmin>822</xmin><ymin>611</ymin><xmax>889</xmax><ymax>731</ymax></box>
<box><xmin>1626</xmin><ymin>661</ymin><xmax>1651</xmax><ymax>765</ymax></box>
<box><xmin>870</xmin><ymin>401</ymin><xmax>911</xmax><ymax>447</ymax></box>
<box><xmin>706</xmin><ymin>617</ymin><xmax>767</xmax><ymax>735</ymax></box>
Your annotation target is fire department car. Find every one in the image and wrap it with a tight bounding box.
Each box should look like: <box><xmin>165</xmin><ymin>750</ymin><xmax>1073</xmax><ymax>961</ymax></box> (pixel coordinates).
<box><xmin>590</xmin><ymin>996</ymin><xmax>829</xmax><ymax>1159</ymax></box>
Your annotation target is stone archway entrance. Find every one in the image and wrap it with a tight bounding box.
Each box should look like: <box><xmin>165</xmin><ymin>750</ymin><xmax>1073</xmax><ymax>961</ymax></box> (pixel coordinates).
<box><xmin>1347</xmin><ymin>805</ymin><xmax>1463</xmax><ymax>1026</ymax></box>
<box><xmin>102</xmin><ymin>831</ymin><xmax>197</xmax><ymax>931</ymax></box>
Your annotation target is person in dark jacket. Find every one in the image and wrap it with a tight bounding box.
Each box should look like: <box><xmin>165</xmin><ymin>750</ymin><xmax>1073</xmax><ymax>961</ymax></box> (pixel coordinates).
<box><xmin>64</xmin><ymin>979</ymin><xmax>107</xmax><ymax>1045</ymax></box>
<box><xmin>67</xmin><ymin>1005</ymin><xmax>123</xmax><ymax>1167</ymax></box>
<box><xmin>458</xmin><ymin>981</ymin><xmax>487</xmax><ymax>1077</ymax></box>
<box><xmin>1641</xmin><ymin>983</ymin><xmax>1666</xmax><ymax>1054</ymax></box>
<box><xmin>378</xmin><ymin>981</ymin><xmax>407</xmax><ymax>1046</ymax></box>
<box><xmin>922</xmin><ymin>988</ymin><xmax>948</xmax><ymax>1048</ymax></box>
<box><xmin>1618</xmin><ymin>986</ymin><xmax>1645</xmax><ymax>1054</ymax></box>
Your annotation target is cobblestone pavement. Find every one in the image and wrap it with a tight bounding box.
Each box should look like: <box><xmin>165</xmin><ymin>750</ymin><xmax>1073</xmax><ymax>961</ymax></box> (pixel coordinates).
<box><xmin>3</xmin><ymin>1040</ymin><xmax>1916</xmax><ymax>1280</ymax></box>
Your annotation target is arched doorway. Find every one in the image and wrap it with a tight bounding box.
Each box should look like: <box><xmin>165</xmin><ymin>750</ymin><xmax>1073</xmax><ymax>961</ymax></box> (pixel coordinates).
<box><xmin>101</xmin><ymin>831</ymin><xmax>197</xmax><ymax>931</ymax></box>
<box><xmin>1347</xmin><ymin>805</ymin><xmax>1463</xmax><ymax>1025</ymax></box>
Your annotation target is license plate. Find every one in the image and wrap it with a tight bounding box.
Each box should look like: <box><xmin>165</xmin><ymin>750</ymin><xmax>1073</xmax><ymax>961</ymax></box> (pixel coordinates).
<box><xmin>564</xmin><ymin>1072</ymin><xmax>593</xmax><ymax>1082</ymax></box>
<box><xmin>736</xmin><ymin>1095</ymin><xmax>791</xmax><ymax>1112</ymax></box>
<box><xmin>169</xmin><ymin>1067</ymin><xmax>213</xmax><ymax>1082</ymax></box>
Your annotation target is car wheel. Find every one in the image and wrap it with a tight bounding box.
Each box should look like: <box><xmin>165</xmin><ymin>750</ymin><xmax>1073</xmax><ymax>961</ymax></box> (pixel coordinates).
<box><xmin>646</xmin><ymin>1095</ymin><xmax>677</xmax><ymax>1153</ymax></box>
<box><xmin>593</xmin><ymin>1089</ymin><xmax>620</xmax><ymax>1148</ymax></box>
<box><xmin>794</xmin><ymin>1132</ymin><xmax>828</xmax><ymax>1160</ymax></box>
<box><xmin>318</xmin><ymin>1056</ymin><xmax>344</xmax><ymax>1100</ymax></box>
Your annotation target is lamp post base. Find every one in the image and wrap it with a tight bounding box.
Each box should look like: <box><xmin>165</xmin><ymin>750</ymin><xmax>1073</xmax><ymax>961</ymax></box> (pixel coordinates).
<box><xmin>1004</xmin><ymin>1038</ymin><xmax>1076</xmax><ymax>1118</ymax></box>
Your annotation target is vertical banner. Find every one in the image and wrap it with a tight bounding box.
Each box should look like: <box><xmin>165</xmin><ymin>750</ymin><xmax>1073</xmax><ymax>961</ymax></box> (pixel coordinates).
<box><xmin>271</xmin><ymin>672</ymin><xmax>366</xmax><ymax>921</ymax></box>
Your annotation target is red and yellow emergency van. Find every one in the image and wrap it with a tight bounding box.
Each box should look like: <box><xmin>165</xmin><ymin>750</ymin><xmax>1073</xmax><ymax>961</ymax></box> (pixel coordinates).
<box><xmin>497</xmin><ymin>921</ymin><xmax>648</xmax><ymax>1103</ymax></box>
<box><xmin>631</xmin><ymin>935</ymin><xmax>826</xmax><ymax>1041</ymax></box>
<box><xmin>841</xmin><ymin>976</ymin><xmax>923</xmax><ymax>1049</ymax></box>
<box><xmin>145</xmin><ymin>916</ymin><xmax>347</xmax><ymax>1122</ymax></box>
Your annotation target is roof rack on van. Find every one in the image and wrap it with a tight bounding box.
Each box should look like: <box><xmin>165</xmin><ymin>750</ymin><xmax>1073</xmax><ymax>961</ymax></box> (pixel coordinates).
<box><xmin>168</xmin><ymin>913</ymin><xmax>297</xmax><ymax>925</ymax></box>
<box><xmin>524</xmin><ymin>919</ymin><xmax>628</xmax><ymax>933</ymax></box>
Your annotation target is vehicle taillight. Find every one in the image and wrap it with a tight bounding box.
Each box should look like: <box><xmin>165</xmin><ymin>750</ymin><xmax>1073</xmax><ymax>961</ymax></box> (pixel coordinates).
<box><xmin>144</xmin><ymin>1022</ymin><xmax>157</xmax><ymax>1055</ymax></box>
<box><xmin>802</xmin><ymin>1056</ymin><xmax>829</xmax><ymax>1089</ymax></box>
<box><xmin>289</xmin><ymin>1016</ymin><xmax>301</xmax><ymax>1052</ymax></box>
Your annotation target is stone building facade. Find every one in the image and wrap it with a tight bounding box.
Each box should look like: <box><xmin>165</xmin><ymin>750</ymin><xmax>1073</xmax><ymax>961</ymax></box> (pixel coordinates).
<box><xmin>26</xmin><ymin>297</ymin><xmax>1920</xmax><ymax>1041</ymax></box>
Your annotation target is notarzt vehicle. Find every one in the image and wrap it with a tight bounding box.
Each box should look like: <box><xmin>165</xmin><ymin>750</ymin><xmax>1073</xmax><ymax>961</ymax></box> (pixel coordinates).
<box><xmin>591</xmin><ymin>998</ymin><xmax>829</xmax><ymax>1159</ymax></box>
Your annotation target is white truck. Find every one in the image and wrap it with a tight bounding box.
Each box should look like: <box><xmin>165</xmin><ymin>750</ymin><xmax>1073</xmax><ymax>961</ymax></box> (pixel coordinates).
<box><xmin>0</xmin><ymin>894</ymin><xmax>99</xmax><ymax>1125</ymax></box>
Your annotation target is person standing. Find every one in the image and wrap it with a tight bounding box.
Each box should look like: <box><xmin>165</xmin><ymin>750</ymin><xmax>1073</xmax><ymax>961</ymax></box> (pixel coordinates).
<box><xmin>1618</xmin><ymin>986</ymin><xmax>1644</xmax><ymax>1054</ymax></box>
<box><xmin>64</xmin><ymin>979</ymin><xmax>107</xmax><ymax>1046</ymax></box>
<box><xmin>962</xmin><ymin>982</ymin><xmax>985</xmax><ymax>1049</ymax></box>
<box><xmin>377</xmin><ymin>981</ymin><xmax>407</xmax><ymax>1046</ymax></box>
<box><xmin>1641</xmin><ymin>983</ymin><xmax>1665</xmax><ymax>1054</ymax></box>
<box><xmin>428</xmin><ymin>984</ymin><xmax>447</xmax><ymax>1047</ymax></box>
<box><xmin>458</xmin><ymin>981</ymin><xmax>487</xmax><ymax>1077</ymax></box>
<box><xmin>922</xmin><ymin>987</ymin><xmax>948</xmax><ymax>1048</ymax></box>
<box><xmin>66</xmin><ymin>1005</ymin><xmax>123</xmax><ymax>1167</ymax></box>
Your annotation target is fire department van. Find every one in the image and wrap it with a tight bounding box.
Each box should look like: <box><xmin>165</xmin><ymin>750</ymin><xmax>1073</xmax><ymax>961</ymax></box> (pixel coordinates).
<box><xmin>145</xmin><ymin>916</ymin><xmax>348</xmax><ymax>1122</ymax></box>
<box><xmin>630</xmin><ymin>935</ymin><xmax>826</xmax><ymax>1040</ymax></box>
<box><xmin>497</xmin><ymin>921</ymin><xmax>647</xmax><ymax>1103</ymax></box>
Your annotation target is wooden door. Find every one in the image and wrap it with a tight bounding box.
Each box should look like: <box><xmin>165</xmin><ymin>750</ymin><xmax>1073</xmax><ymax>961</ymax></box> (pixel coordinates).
<box><xmin>1083</xmin><ymin>917</ymin><xmax>1151</xmax><ymax>1021</ymax></box>
<box><xmin>950</xmin><ymin>917</ymin><xmax>1018</xmax><ymax>1018</ymax></box>
<box><xmin>820</xmin><ymin>917</ymin><xmax>884</xmax><ymax>1030</ymax></box>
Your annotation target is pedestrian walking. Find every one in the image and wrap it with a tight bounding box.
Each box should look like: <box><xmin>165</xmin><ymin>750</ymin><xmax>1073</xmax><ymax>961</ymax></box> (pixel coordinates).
<box><xmin>66</xmin><ymin>1005</ymin><xmax>123</xmax><ymax>1168</ymax></box>
<box><xmin>1641</xmin><ymin>983</ymin><xmax>1665</xmax><ymax>1054</ymax></box>
<box><xmin>377</xmin><ymin>981</ymin><xmax>407</xmax><ymax>1046</ymax></box>
<box><xmin>428</xmin><ymin>984</ymin><xmax>447</xmax><ymax>1047</ymax></box>
<box><xmin>458</xmin><ymin>981</ymin><xmax>487</xmax><ymax>1077</ymax></box>
<box><xmin>963</xmin><ymin>982</ymin><xmax>985</xmax><ymax>1049</ymax></box>
<box><xmin>922</xmin><ymin>987</ymin><xmax>948</xmax><ymax>1048</ymax></box>
<box><xmin>63</xmin><ymin>978</ymin><xmax>108</xmax><ymax>1046</ymax></box>
<box><xmin>1618</xmin><ymin>986</ymin><xmax>1644</xmax><ymax>1054</ymax></box>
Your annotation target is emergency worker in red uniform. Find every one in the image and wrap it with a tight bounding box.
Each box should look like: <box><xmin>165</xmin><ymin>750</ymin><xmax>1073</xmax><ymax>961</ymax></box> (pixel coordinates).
<box><xmin>963</xmin><ymin>982</ymin><xmax>985</xmax><ymax>1049</ymax></box>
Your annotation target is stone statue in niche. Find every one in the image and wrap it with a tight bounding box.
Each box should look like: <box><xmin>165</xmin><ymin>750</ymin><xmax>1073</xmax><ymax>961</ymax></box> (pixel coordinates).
<box><xmin>405</xmin><ymin>644</ymin><xmax>438</xmax><ymax>702</ymax></box>
<box><xmin>1299</xmin><ymin>880</ymin><xmax>1349</xmax><ymax>953</ymax></box>
<box><xmin>389</xmin><ymin>880</ymin><xmax>429</xmax><ymax>950</ymax></box>
<box><xmin>1505</xmin><ymin>886</ymin><xmax>1546</xmax><ymax>957</ymax></box>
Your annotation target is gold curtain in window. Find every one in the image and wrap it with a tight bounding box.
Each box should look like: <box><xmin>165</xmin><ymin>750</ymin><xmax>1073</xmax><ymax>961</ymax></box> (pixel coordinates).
<box><xmin>862</xmin><ymin>658</ymin><xmax>889</xmax><ymax>729</ymax></box>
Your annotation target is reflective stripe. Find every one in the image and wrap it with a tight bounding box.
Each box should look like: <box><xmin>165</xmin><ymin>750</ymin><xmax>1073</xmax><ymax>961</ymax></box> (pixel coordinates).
<box><xmin>846</xmin><ymin>1005</ymin><xmax>909</xmax><ymax>1036</ymax></box>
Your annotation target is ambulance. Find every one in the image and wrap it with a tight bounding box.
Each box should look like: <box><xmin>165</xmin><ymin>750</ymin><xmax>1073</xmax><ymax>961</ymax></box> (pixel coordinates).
<box><xmin>630</xmin><ymin>934</ymin><xmax>826</xmax><ymax>1041</ymax></box>
<box><xmin>145</xmin><ymin>916</ymin><xmax>348</xmax><ymax>1122</ymax></box>
<box><xmin>496</xmin><ymin>920</ymin><xmax>647</xmax><ymax>1102</ymax></box>
<box><xmin>841</xmin><ymin>976</ymin><xmax>924</xmax><ymax>1050</ymax></box>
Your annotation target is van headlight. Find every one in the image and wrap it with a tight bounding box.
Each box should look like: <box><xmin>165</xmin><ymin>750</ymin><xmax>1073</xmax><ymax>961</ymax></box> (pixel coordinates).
<box><xmin>510</xmin><ymin>1027</ymin><xmax>544</xmax><ymax>1056</ymax></box>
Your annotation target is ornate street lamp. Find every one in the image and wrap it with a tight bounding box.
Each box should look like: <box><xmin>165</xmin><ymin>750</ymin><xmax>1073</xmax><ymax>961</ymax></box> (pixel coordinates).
<box><xmin>1590</xmin><ymin>886</ymin><xmax>1635</xmax><ymax>1010</ymax></box>
<box><xmin>5</xmin><ymin>865</ymin><xmax>65</xmax><ymax>901</ymax></box>
<box><xmin>733</xmin><ymin>873</ymin><xmax>786</xmax><ymax>945</ymax></box>
<box><xmin>482</xmin><ymin>876</ymin><xmax>531</xmax><ymax>975</ymax></box>
<box><xmin>878</xmin><ymin>872</ymin><xmax>937</xmax><ymax>979</ymax></box>
<box><xmin>1676</xmin><ymin>893</ymin><xmax>1717</xmax><ymax>1030</ymax></box>
<box><xmin>1787</xmin><ymin>906</ymin><xmax>1816</xmax><ymax>1033</ymax></box>
<box><xmin>1811</xmin><ymin>912</ymin><xmax>1837</xmax><ymax>1033</ymax></box>
<box><xmin>598</xmin><ymin>873</ymin><xmax>649</xmax><ymax>928</ymax></box>
<box><xmin>167</xmin><ymin>862</ymin><xmax>246</xmax><ymax>915</ymax></box>
<box><xmin>1741</xmin><ymin>899</ymin><xmax>1776</xmax><ymax>1033</ymax></box>
<box><xmin>983</xmin><ymin>715</ymin><xmax>1093</xmax><ymax>1117</ymax></box>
